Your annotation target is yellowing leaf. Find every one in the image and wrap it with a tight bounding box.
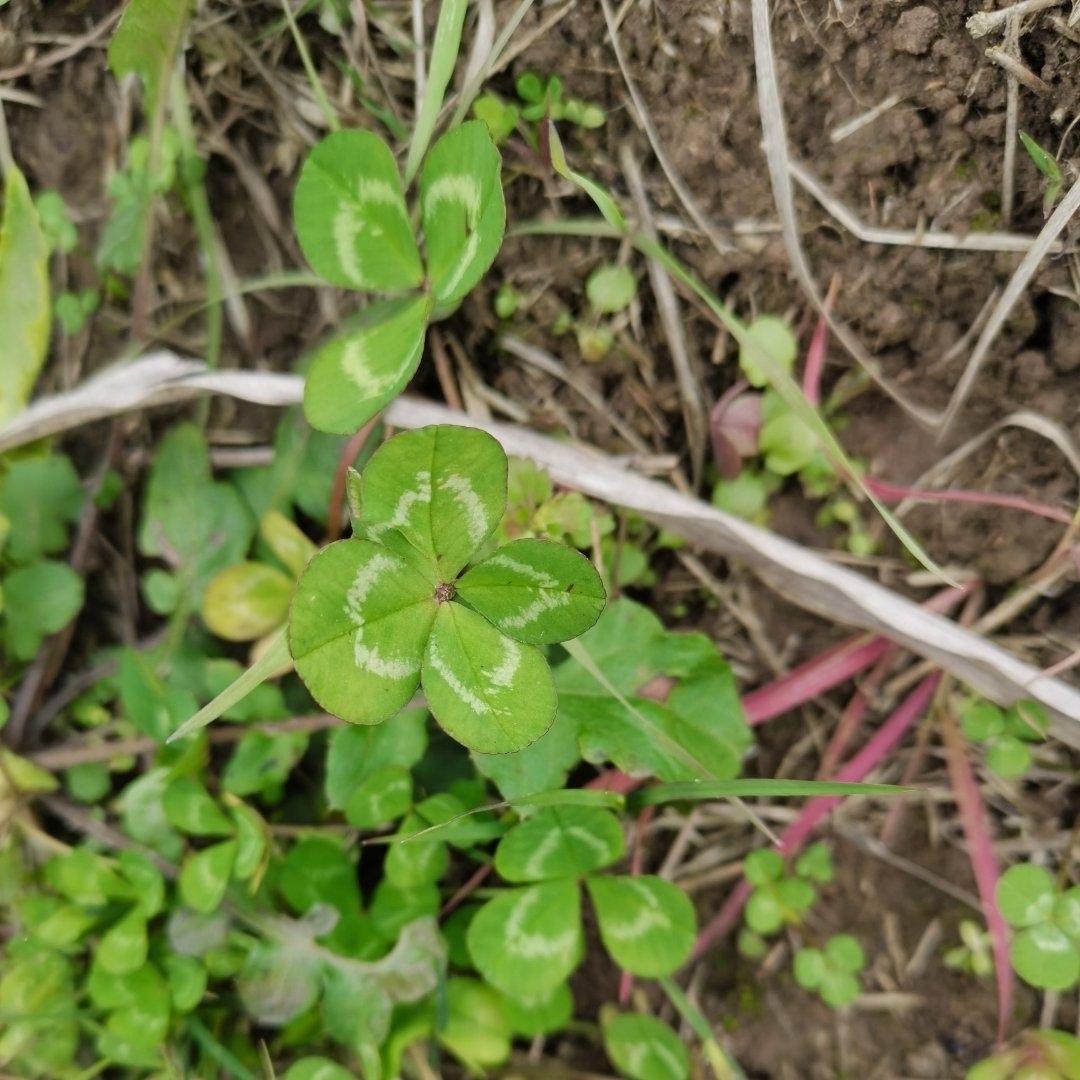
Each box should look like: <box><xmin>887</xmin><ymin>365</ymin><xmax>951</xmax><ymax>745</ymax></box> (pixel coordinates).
<box><xmin>0</xmin><ymin>167</ymin><xmax>50</xmax><ymax>422</ymax></box>
<box><xmin>201</xmin><ymin>561</ymin><xmax>293</xmax><ymax>641</ymax></box>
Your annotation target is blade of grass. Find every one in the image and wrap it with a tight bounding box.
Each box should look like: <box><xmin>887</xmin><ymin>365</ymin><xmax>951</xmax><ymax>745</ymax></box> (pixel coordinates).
<box><xmin>658</xmin><ymin>976</ymin><xmax>746</xmax><ymax>1080</ymax></box>
<box><xmin>280</xmin><ymin>0</ymin><xmax>339</xmax><ymax>132</ymax></box>
<box><xmin>632</xmin><ymin>779</ymin><xmax>906</xmax><ymax>807</ymax></box>
<box><xmin>404</xmin><ymin>0</ymin><xmax>468</xmax><ymax>185</ymax></box>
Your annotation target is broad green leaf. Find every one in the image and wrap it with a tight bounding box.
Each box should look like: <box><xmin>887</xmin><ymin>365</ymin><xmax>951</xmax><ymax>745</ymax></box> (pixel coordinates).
<box><xmin>324</xmin><ymin>708</ymin><xmax>427</xmax><ymax>809</ymax></box>
<box><xmin>169</xmin><ymin>629</ymin><xmax>289</xmax><ymax>742</ymax></box>
<box><xmin>96</xmin><ymin>909</ymin><xmax>149</xmax><ymax>975</ymax></box>
<box><xmin>998</xmin><ymin>864</ymin><xmax>1056</xmax><ymax>927</ymax></box>
<box><xmin>2</xmin><ymin>560</ymin><xmax>84</xmax><ymax>661</ymax></box>
<box><xmin>201</xmin><ymin>561</ymin><xmax>293</xmax><ymax>641</ymax></box>
<box><xmin>355</xmin><ymin>425</ymin><xmax>507</xmax><ymax>579</ymax></box>
<box><xmin>0</xmin><ymin>167</ymin><xmax>50</xmax><ymax>422</ymax></box>
<box><xmin>230</xmin><ymin>801</ymin><xmax>268</xmax><ymax>881</ymax></box>
<box><xmin>422</xmin><ymin>602</ymin><xmax>556</xmax><ymax>754</ymax></box>
<box><xmin>634</xmin><ymin>779</ymin><xmax>905</xmax><ymax>806</ymax></box>
<box><xmin>467</xmin><ymin>880</ymin><xmax>583</xmax><ymax>999</ymax></box>
<box><xmin>138</xmin><ymin>424</ymin><xmax>255</xmax><ymax>603</ymax></box>
<box><xmin>179</xmin><ymin>840</ymin><xmax>237</xmax><ymax>914</ymax></box>
<box><xmin>164</xmin><ymin>954</ymin><xmax>206</xmax><ymax>1012</ymax></box>
<box><xmin>260</xmin><ymin>509</ymin><xmax>317</xmax><ymax>577</ymax></box>
<box><xmin>107</xmin><ymin>0</ymin><xmax>192</xmax><ymax>120</ymax></box>
<box><xmin>0</xmin><ymin>456</ymin><xmax>83</xmax><ymax>564</ymax></box>
<box><xmin>303</xmin><ymin>295</ymin><xmax>431</xmax><ymax>435</ymax></box>
<box><xmin>118</xmin><ymin>850</ymin><xmax>166</xmax><ymax>918</ymax></box>
<box><xmin>345</xmin><ymin>765</ymin><xmax>413</xmax><ymax>828</ymax></box>
<box><xmin>502</xmin><ymin>983</ymin><xmax>573</xmax><ymax>1037</ymax></box>
<box><xmin>495</xmin><ymin>806</ymin><xmax>624</xmax><ymax>882</ymax></box>
<box><xmin>45</xmin><ymin>848</ymin><xmax>127</xmax><ymax>907</ymax></box>
<box><xmin>117</xmin><ymin>768</ymin><xmax>184</xmax><ymax>860</ymax></box>
<box><xmin>223</xmin><ymin>729</ymin><xmax>308</xmax><ymax>798</ymax></box>
<box><xmin>369</xmin><ymin>880</ymin><xmax>440</xmax><ymax>942</ymax></box>
<box><xmin>1011</xmin><ymin>924</ymin><xmax>1080</xmax><ymax>991</ymax></box>
<box><xmin>473</xmin><ymin>709</ymin><xmax>582</xmax><ymax>801</ymax></box>
<box><xmin>290</xmin><ymin>538</ymin><xmax>436</xmax><ymax>724</ymax></box>
<box><xmin>279</xmin><ymin>838</ymin><xmax>361</xmax><ymax>925</ymax></box>
<box><xmin>420</xmin><ymin>121</ymin><xmax>505</xmax><ymax>310</ymax></box>
<box><xmin>603</xmin><ymin>1013</ymin><xmax>689</xmax><ymax>1080</ymax></box>
<box><xmin>385</xmin><ymin>813</ymin><xmax>449</xmax><ymax>888</ymax></box>
<box><xmin>440</xmin><ymin>977</ymin><xmax>512</xmax><ymax>1072</ymax></box>
<box><xmin>587</xmin><ymin>875</ymin><xmax>696</xmax><ymax>977</ymax></box>
<box><xmin>163</xmin><ymin>777</ymin><xmax>235</xmax><ymax>837</ymax></box>
<box><xmin>457</xmin><ymin>538</ymin><xmax>606</xmax><ymax>645</ymax></box>
<box><xmin>293</xmin><ymin>129</ymin><xmax>422</xmax><ymax>291</ymax></box>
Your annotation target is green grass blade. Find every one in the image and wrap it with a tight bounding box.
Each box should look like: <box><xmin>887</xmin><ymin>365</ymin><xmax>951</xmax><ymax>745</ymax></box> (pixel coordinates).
<box><xmin>633</xmin><ymin>779</ymin><xmax>906</xmax><ymax>807</ymax></box>
<box><xmin>404</xmin><ymin>0</ymin><xmax>469</xmax><ymax>185</ymax></box>
<box><xmin>168</xmin><ymin>628</ymin><xmax>290</xmax><ymax>742</ymax></box>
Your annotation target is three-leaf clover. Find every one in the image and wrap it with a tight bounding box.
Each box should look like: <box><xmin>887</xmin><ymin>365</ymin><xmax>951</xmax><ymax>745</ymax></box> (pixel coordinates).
<box><xmin>962</xmin><ymin>698</ymin><xmax>1049</xmax><ymax>779</ymax></box>
<box><xmin>293</xmin><ymin>122</ymin><xmax>505</xmax><ymax>434</ymax></box>
<box><xmin>465</xmin><ymin>805</ymin><xmax>696</xmax><ymax>997</ymax></box>
<box><xmin>289</xmin><ymin>425</ymin><xmax>606</xmax><ymax>754</ymax></box>
<box><xmin>743</xmin><ymin>848</ymin><xmax>818</xmax><ymax>936</ymax></box>
<box><xmin>997</xmin><ymin>863</ymin><xmax>1080</xmax><ymax>991</ymax></box>
<box><xmin>793</xmin><ymin>934</ymin><xmax>865</xmax><ymax>1007</ymax></box>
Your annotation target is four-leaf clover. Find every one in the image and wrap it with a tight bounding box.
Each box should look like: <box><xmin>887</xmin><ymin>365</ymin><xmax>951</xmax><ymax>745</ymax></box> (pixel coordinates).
<box><xmin>794</xmin><ymin>934</ymin><xmax>865</xmax><ymax>1007</ymax></box>
<box><xmin>289</xmin><ymin>425</ymin><xmax>606</xmax><ymax>754</ymax></box>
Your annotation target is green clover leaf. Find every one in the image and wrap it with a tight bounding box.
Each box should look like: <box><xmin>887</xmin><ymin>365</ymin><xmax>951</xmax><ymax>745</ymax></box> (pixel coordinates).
<box><xmin>494</xmin><ymin>806</ymin><xmax>625</xmax><ymax>882</ymax></box>
<box><xmin>289</xmin><ymin>425</ymin><xmax>605</xmax><ymax>754</ymax></box>
<box><xmin>998</xmin><ymin>864</ymin><xmax>1080</xmax><ymax>992</ymax></box>
<box><xmin>293</xmin><ymin>128</ymin><xmax>422</xmax><ymax>292</ymax></box>
<box><xmin>794</xmin><ymin>934</ymin><xmax>865</xmax><ymax>1007</ymax></box>
<box><xmin>603</xmin><ymin>1012</ymin><xmax>690</xmax><ymax>1080</ymax></box>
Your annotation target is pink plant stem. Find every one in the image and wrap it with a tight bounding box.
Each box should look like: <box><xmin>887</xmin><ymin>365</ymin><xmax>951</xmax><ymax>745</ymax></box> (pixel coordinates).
<box><xmin>690</xmin><ymin>673</ymin><xmax>941</xmax><ymax>962</ymax></box>
<box><xmin>802</xmin><ymin>273</ymin><xmax>839</xmax><ymax>406</ymax></box>
<box><xmin>440</xmin><ymin>862</ymin><xmax>492</xmax><ymax>918</ymax></box>
<box><xmin>742</xmin><ymin>584</ymin><xmax>968</xmax><ymax>726</ymax></box>
<box><xmin>864</xmin><ymin>477</ymin><xmax>1073</xmax><ymax>526</ymax></box>
<box><xmin>941</xmin><ymin>707</ymin><xmax>1012</xmax><ymax>1045</ymax></box>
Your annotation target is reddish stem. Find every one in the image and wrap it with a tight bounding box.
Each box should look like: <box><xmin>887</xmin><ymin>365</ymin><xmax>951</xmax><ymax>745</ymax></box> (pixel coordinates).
<box><xmin>864</xmin><ymin>477</ymin><xmax>1072</xmax><ymax>526</ymax></box>
<box><xmin>326</xmin><ymin>420</ymin><xmax>378</xmax><ymax>543</ymax></box>
<box><xmin>690</xmin><ymin>674</ymin><xmax>941</xmax><ymax>962</ymax></box>
<box><xmin>941</xmin><ymin>706</ymin><xmax>1012</xmax><ymax>1045</ymax></box>
<box><xmin>802</xmin><ymin>273</ymin><xmax>839</xmax><ymax>407</ymax></box>
<box><xmin>440</xmin><ymin>862</ymin><xmax>492</xmax><ymax>919</ymax></box>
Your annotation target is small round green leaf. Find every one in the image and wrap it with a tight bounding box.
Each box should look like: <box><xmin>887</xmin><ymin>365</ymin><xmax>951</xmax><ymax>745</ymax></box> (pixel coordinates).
<box><xmin>422</xmin><ymin>602</ymin><xmax>556</xmax><ymax>754</ymax></box>
<box><xmin>162</xmin><ymin>777</ymin><xmax>235</xmax><ymax>837</ymax></box>
<box><xmin>825</xmin><ymin>933</ymin><xmax>865</xmax><ymax>973</ymax></box>
<box><xmin>467</xmin><ymin>880</ymin><xmax>583</xmax><ymax>998</ymax></box>
<box><xmin>819</xmin><ymin>969</ymin><xmax>860</xmax><ymax>1007</ymax></box>
<box><xmin>794</xmin><ymin>947</ymin><xmax>825</xmax><ymax>989</ymax></box>
<box><xmin>457</xmin><ymin>538</ymin><xmax>606</xmax><ymax>645</ymax></box>
<box><xmin>745</xmin><ymin>889</ymin><xmax>783</xmax><ymax>936</ymax></box>
<box><xmin>986</xmin><ymin>735</ymin><xmax>1031</xmax><ymax>779</ymax></box>
<box><xmin>997</xmin><ymin>863</ymin><xmax>1057</xmax><ymax>927</ymax></box>
<box><xmin>201</xmin><ymin>561</ymin><xmax>293</xmax><ymax>641</ymax></box>
<box><xmin>284</xmin><ymin>1059</ymin><xmax>355</xmax><ymax>1080</ymax></box>
<box><xmin>385</xmin><ymin>814</ymin><xmax>449</xmax><ymax>888</ymax></box>
<box><xmin>230</xmin><ymin>802</ymin><xmax>267</xmax><ymax>882</ymax></box>
<box><xmin>1010</xmin><ymin>924</ymin><xmax>1080</xmax><ymax>991</ymax></box>
<box><xmin>164</xmin><ymin>954</ymin><xmax>206</xmax><ymax>1013</ymax></box>
<box><xmin>289</xmin><ymin>538</ymin><xmax>437</xmax><ymax>725</ymax></box>
<box><xmin>745</xmin><ymin>848</ymin><xmax>785</xmax><ymax>886</ymax></box>
<box><xmin>294</xmin><ymin>128</ymin><xmax>422</xmax><ymax>291</ymax></box>
<box><xmin>586</xmin><ymin>264</ymin><xmax>636</xmax><ymax>314</ymax></box>
<box><xmin>738</xmin><ymin>315</ymin><xmax>797</xmax><ymax>388</ymax></box>
<box><xmin>96</xmin><ymin>909</ymin><xmax>149</xmax><ymax>975</ymax></box>
<box><xmin>356</xmin><ymin>425</ymin><xmax>507</xmax><ymax>580</ymax></box>
<box><xmin>603</xmin><ymin>1012</ymin><xmax>689</xmax><ymax>1080</ymax></box>
<box><xmin>502</xmin><ymin>983</ymin><xmax>573</xmax><ymax>1037</ymax></box>
<box><xmin>586</xmin><ymin>875</ymin><xmax>696</xmax><ymax>977</ymax></box>
<box><xmin>961</xmin><ymin>700</ymin><xmax>1004</xmax><ymax>742</ymax></box>
<box><xmin>345</xmin><ymin>765</ymin><xmax>413</xmax><ymax>829</ymax></box>
<box><xmin>1056</xmin><ymin>888</ymin><xmax>1080</xmax><ymax>940</ymax></box>
<box><xmin>179</xmin><ymin>840</ymin><xmax>237</xmax><ymax>914</ymax></box>
<box><xmin>439</xmin><ymin>977</ymin><xmax>512</xmax><ymax>1072</ymax></box>
<box><xmin>495</xmin><ymin>806</ymin><xmax>625</xmax><ymax>882</ymax></box>
<box><xmin>303</xmin><ymin>294</ymin><xmax>432</xmax><ymax>435</ymax></box>
<box><xmin>420</xmin><ymin>121</ymin><xmax>505</xmax><ymax>310</ymax></box>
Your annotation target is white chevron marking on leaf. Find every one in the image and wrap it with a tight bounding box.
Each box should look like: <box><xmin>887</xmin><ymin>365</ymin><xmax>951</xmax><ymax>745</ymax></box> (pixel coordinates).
<box><xmin>424</xmin><ymin>174</ymin><xmax>481</xmax><ymax>220</ymax></box>
<box><xmin>604</xmin><ymin>881</ymin><xmax>672</xmax><ymax>941</ymax></box>
<box><xmin>367</xmin><ymin>471</ymin><xmax>432</xmax><ymax>538</ymax></box>
<box><xmin>346</xmin><ymin>553</ymin><xmax>420</xmax><ymax>679</ymax></box>
<box><xmin>341</xmin><ymin>335</ymin><xmax>397</xmax><ymax>397</ymax></box>
<box><xmin>332</xmin><ymin>205</ymin><xmax>365</xmax><ymax>285</ymax></box>
<box><xmin>504</xmin><ymin>889</ymin><xmax>578</xmax><ymax>961</ymax></box>
<box><xmin>439</xmin><ymin>474</ymin><xmax>488</xmax><ymax>545</ymax></box>
<box><xmin>435</xmin><ymin>230</ymin><xmax>480</xmax><ymax>300</ymax></box>
<box><xmin>427</xmin><ymin>637</ymin><xmax>490</xmax><ymax>715</ymax></box>
<box><xmin>356</xmin><ymin>177</ymin><xmax>401</xmax><ymax>207</ymax></box>
<box><xmin>488</xmin><ymin>638</ymin><xmax>521</xmax><ymax>688</ymax></box>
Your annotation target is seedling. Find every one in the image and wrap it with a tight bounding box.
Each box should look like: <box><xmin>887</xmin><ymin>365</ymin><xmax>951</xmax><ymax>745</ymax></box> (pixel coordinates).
<box><xmin>962</xmin><ymin>697</ymin><xmax>1049</xmax><ymax>779</ymax></box>
<box><xmin>997</xmin><ymin>863</ymin><xmax>1080</xmax><ymax>991</ymax></box>
<box><xmin>793</xmin><ymin>933</ymin><xmax>866</xmax><ymax>1007</ymax></box>
<box><xmin>1019</xmin><ymin>132</ymin><xmax>1064</xmax><ymax>214</ymax></box>
<box><xmin>289</xmin><ymin>424</ymin><xmax>606</xmax><ymax>753</ymax></box>
<box><xmin>967</xmin><ymin>1029</ymin><xmax>1080</xmax><ymax>1080</ymax></box>
<box><xmin>944</xmin><ymin>919</ymin><xmax>994</xmax><ymax>977</ymax></box>
<box><xmin>552</xmin><ymin>261</ymin><xmax>637</xmax><ymax>362</ymax></box>
<box><xmin>515</xmin><ymin>72</ymin><xmax>605</xmax><ymax>129</ymax></box>
<box><xmin>293</xmin><ymin>121</ymin><xmax>505</xmax><ymax>433</ymax></box>
<box><xmin>742</xmin><ymin>845</ymin><xmax>826</xmax><ymax>936</ymax></box>
<box><xmin>497</xmin><ymin>455</ymin><xmax>611</xmax><ymax>549</ymax></box>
